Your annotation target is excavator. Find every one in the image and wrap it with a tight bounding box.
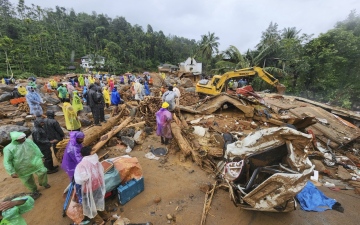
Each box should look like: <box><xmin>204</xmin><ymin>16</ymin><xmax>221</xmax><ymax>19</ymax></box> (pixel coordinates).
<box><xmin>195</xmin><ymin>66</ymin><xmax>286</xmax><ymax>96</ymax></box>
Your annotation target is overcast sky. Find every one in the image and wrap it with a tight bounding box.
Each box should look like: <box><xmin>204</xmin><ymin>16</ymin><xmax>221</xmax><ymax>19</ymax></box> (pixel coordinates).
<box><xmin>9</xmin><ymin>0</ymin><xmax>360</xmax><ymax>52</ymax></box>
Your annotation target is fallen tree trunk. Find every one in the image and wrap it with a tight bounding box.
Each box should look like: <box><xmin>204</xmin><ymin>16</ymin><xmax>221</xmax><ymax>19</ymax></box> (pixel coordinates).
<box><xmin>125</xmin><ymin>121</ymin><xmax>145</xmax><ymax>128</ymax></box>
<box><xmin>91</xmin><ymin>116</ymin><xmax>133</xmax><ymax>154</ymax></box>
<box><xmin>171</xmin><ymin>122</ymin><xmax>192</xmax><ymax>156</ymax></box>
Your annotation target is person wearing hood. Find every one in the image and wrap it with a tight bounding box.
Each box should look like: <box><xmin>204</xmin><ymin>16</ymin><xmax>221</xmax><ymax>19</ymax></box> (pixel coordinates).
<box><xmin>44</xmin><ymin>110</ymin><xmax>64</xmax><ymax>155</ymax></box>
<box><xmin>173</xmin><ymin>84</ymin><xmax>181</xmax><ymax>106</ymax></box>
<box><xmin>3</xmin><ymin>132</ymin><xmax>50</xmax><ymax>198</ymax></box>
<box><xmin>78</xmin><ymin>74</ymin><xmax>85</xmax><ymax>87</ymax></box>
<box><xmin>61</xmin><ymin>131</ymin><xmax>85</xmax><ymax>180</ymax></box>
<box><xmin>28</xmin><ymin>81</ymin><xmax>37</xmax><ymax>89</ymax></box>
<box><xmin>32</xmin><ymin>118</ymin><xmax>59</xmax><ymax>174</ymax></box>
<box><xmin>25</xmin><ymin>86</ymin><xmax>43</xmax><ymax>117</ymax></box>
<box><xmin>82</xmin><ymin>86</ymin><xmax>88</xmax><ymax>104</ymax></box>
<box><xmin>74</xmin><ymin>147</ymin><xmax>109</xmax><ymax>225</ymax></box>
<box><xmin>119</xmin><ymin>75</ymin><xmax>125</xmax><ymax>84</ymax></box>
<box><xmin>134</xmin><ymin>80</ymin><xmax>144</xmax><ymax>101</ymax></box>
<box><xmin>0</xmin><ymin>194</ymin><xmax>35</xmax><ymax>225</ymax></box>
<box><xmin>162</xmin><ymin>86</ymin><xmax>178</xmax><ymax>111</ymax></box>
<box><xmin>66</xmin><ymin>83</ymin><xmax>75</xmax><ymax>98</ymax></box>
<box><xmin>155</xmin><ymin>102</ymin><xmax>173</xmax><ymax>145</ymax></box>
<box><xmin>110</xmin><ymin>87</ymin><xmax>122</xmax><ymax>115</ymax></box>
<box><xmin>144</xmin><ymin>81</ymin><xmax>151</xmax><ymax>96</ymax></box>
<box><xmin>57</xmin><ymin>83</ymin><xmax>68</xmax><ymax>102</ymax></box>
<box><xmin>17</xmin><ymin>85</ymin><xmax>27</xmax><ymax>96</ymax></box>
<box><xmin>88</xmin><ymin>84</ymin><xmax>102</xmax><ymax>126</ymax></box>
<box><xmin>72</xmin><ymin>90</ymin><xmax>83</xmax><ymax>113</ymax></box>
<box><xmin>95</xmin><ymin>83</ymin><xmax>106</xmax><ymax>123</ymax></box>
<box><xmin>63</xmin><ymin>98</ymin><xmax>81</xmax><ymax>131</ymax></box>
<box><xmin>84</xmin><ymin>76</ymin><xmax>89</xmax><ymax>87</ymax></box>
<box><xmin>109</xmin><ymin>78</ymin><xmax>114</xmax><ymax>91</ymax></box>
<box><xmin>102</xmin><ymin>86</ymin><xmax>110</xmax><ymax>108</ymax></box>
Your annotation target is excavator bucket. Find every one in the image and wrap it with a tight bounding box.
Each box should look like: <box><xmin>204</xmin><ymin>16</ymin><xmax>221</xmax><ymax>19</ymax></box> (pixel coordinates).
<box><xmin>276</xmin><ymin>84</ymin><xmax>286</xmax><ymax>95</ymax></box>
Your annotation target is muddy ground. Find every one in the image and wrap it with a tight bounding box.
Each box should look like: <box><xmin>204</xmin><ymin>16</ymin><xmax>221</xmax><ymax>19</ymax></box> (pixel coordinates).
<box><xmin>1</xmin><ymin>133</ymin><xmax>360</xmax><ymax>225</ymax></box>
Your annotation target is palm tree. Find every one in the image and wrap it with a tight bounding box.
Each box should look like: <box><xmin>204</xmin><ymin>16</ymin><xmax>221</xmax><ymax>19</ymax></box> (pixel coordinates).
<box><xmin>198</xmin><ymin>32</ymin><xmax>219</xmax><ymax>73</ymax></box>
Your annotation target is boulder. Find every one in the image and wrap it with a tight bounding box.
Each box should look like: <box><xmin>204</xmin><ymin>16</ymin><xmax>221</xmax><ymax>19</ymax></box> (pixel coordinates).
<box><xmin>12</xmin><ymin>118</ymin><xmax>25</xmax><ymax>126</ymax></box>
<box><xmin>79</xmin><ymin>117</ymin><xmax>93</xmax><ymax>127</ymax></box>
<box><xmin>164</xmin><ymin>78</ymin><xmax>176</xmax><ymax>87</ymax></box>
<box><xmin>121</xmin><ymin>136</ymin><xmax>135</xmax><ymax>149</ymax></box>
<box><xmin>117</xmin><ymin>127</ymin><xmax>135</xmax><ymax>138</ymax></box>
<box><xmin>82</xmin><ymin>105</ymin><xmax>92</xmax><ymax>113</ymax></box>
<box><xmin>46</xmin><ymin>105</ymin><xmax>62</xmax><ymax>112</ymax></box>
<box><xmin>184</xmin><ymin>87</ymin><xmax>196</xmax><ymax>93</ymax></box>
<box><xmin>0</xmin><ymin>125</ymin><xmax>31</xmax><ymax>146</ymax></box>
<box><xmin>0</xmin><ymin>93</ymin><xmax>12</xmax><ymax>102</ymax></box>
<box><xmin>180</xmin><ymin>78</ymin><xmax>193</xmax><ymax>88</ymax></box>
<box><xmin>0</xmin><ymin>84</ymin><xmax>13</xmax><ymax>93</ymax></box>
<box><xmin>43</xmin><ymin>95</ymin><xmax>60</xmax><ymax>105</ymax></box>
<box><xmin>133</xmin><ymin>130</ymin><xmax>146</xmax><ymax>145</ymax></box>
<box><xmin>108</xmin><ymin>137</ymin><xmax>119</xmax><ymax>147</ymax></box>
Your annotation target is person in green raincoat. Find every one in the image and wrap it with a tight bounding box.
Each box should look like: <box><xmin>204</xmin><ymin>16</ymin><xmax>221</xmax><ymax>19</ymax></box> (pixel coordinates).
<box><xmin>72</xmin><ymin>90</ymin><xmax>83</xmax><ymax>113</ymax></box>
<box><xmin>0</xmin><ymin>195</ymin><xmax>34</xmax><ymax>225</ymax></box>
<box><xmin>57</xmin><ymin>83</ymin><xmax>68</xmax><ymax>102</ymax></box>
<box><xmin>28</xmin><ymin>81</ymin><xmax>37</xmax><ymax>89</ymax></box>
<box><xmin>78</xmin><ymin>74</ymin><xmax>85</xmax><ymax>87</ymax></box>
<box><xmin>3</xmin><ymin>132</ymin><xmax>50</xmax><ymax>198</ymax></box>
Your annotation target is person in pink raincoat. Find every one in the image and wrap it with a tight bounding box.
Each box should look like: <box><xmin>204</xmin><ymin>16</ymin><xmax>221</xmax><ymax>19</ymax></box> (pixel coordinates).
<box><xmin>155</xmin><ymin>102</ymin><xmax>173</xmax><ymax>145</ymax></box>
<box><xmin>108</xmin><ymin>78</ymin><xmax>114</xmax><ymax>91</ymax></box>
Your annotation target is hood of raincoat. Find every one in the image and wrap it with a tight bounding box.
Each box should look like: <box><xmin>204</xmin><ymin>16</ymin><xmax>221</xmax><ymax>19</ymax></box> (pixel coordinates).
<box><xmin>9</xmin><ymin>132</ymin><xmax>26</xmax><ymax>144</ymax></box>
<box><xmin>90</xmin><ymin>84</ymin><xmax>97</xmax><ymax>91</ymax></box>
<box><xmin>46</xmin><ymin>110</ymin><xmax>55</xmax><ymax>119</ymax></box>
<box><xmin>112</xmin><ymin>87</ymin><xmax>117</xmax><ymax>92</ymax></box>
<box><xmin>26</xmin><ymin>86</ymin><xmax>33</xmax><ymax>92</ymax></box>
<box><xmin>34</xmin><ymin>118</ymin><xmax>45</xmax><ymax>128</ymax></box>
<box><xmin>69</xmin><ymin>131</ymin><xmax>85</xmax><ymax>145</ymax></box>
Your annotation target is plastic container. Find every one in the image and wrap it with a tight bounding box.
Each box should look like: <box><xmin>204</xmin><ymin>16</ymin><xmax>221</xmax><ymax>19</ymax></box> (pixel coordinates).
<box><xmin>117</xmin><ymin>177</ymin><xmax>144</xmax><ymax>205</ymax></box>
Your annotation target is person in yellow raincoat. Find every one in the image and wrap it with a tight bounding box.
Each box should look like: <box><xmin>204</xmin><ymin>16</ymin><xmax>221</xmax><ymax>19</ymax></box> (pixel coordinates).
<box><xmin>89</xmin><ymin>76</ymin><xmax>95</xmax><ymax>84</ymax></box>
<box><xmin>17</xmin><ymin>85</ymin><xmax>27</xmax><ymax>96</ymax></box>
<box><xmin>78</xmin><ymin>74</ymin><xmax>85</xmax><ymax>87</ymax></box>
<box><xmin>102</xmin><ymin>86</ymin><xmax>110</xmax><ymax>108</ymax></box>
<box><xmin>72</xmin><ymin>91</ymin><xmax>83</xmax><ymax>113</ymax></box>
<box><xmin>50</xmin><ymin>79</ymin><xmax>57</xmax><ymax>89</ymax></box>
<box><xmin>62</xmin><ymin>98</ymin><xmax>81</xmax><ymax>131</ymax></box>
<box><xmin>1</xmin><ymin>78</ymin><xmax>5</xmax><ymax>84</ymax></box>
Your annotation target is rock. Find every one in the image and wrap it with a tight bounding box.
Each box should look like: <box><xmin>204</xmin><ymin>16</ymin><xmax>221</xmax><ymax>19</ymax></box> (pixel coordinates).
<box><xmin>184</xmin><ymin>87</ymin><xmax>196</xmax><ymax>93</ymax></box>
<box><xmin>25</xmin><ymin>115</ymin><xmax>35</xmax><ymax>121</ymax></box>
<box><xmin>180</xmin><ymin>78</ymin><xmax>193</xmax><ymax>88</ymax></box>
<box><xmin>12</xmin><ymin>118</ymin><xmax>25</xmax><ymax>126</ymax></box>
<box><xmin>46</xmin><ymin>105</ymin><xmax>61</xmax><ymax>112</ymax></box>
<box><xmin>0</xmin><ymin>125</ymin><xmax>31</xmax><ymax>145</ymax></box>
<box><xmin>144</xmin><ymin>126</ymin><xmax>153</xmax><ymax>135</ymax></box>
<box><xmin>82</xmin><ymin>105</ymin><xmax>92</xmax><ymax>113</ymax></box>
<box><xmin>153</xmin><ymin>196</ymin><xmax>162</xmax><ymax>204</ymax></box>
<box><xmin>164</xmin><ymin>78</ymin><xmax>176</xmax><ymax>87</ymax></box>
<box><xmin>311</xmin><ymin>159</ymin><xmax>326</xmax><ymax>172</ymax></box>
<box><xmin>108</xmin><ymin>137</ymin><xmax>118</xmax><ymax>147</ymax></box>
<box><xmin>20</xmin><ymin>113</ymin><xmax>27</xmax><ymax>117</ymax></box>
<box><xmin>43</xmin><ymin>95</ymin><xmax>60</xmax><ymax>105</ymax></box>
<box><xmin>166</xmin><ymin>214</ymin><xmax>173</xmax><ymax>220</ymax></box>
<box><xmin>0</xmin><ymin>93</ymin><xmax>12</xmax><ymax>102</ymax></box>
<box><xmin>337</xmin><ymin>166</ymin><xmax>352</xmax><ymax>180</ymax></box>
<box><xmin>134</xmin><ymin>130</ymin><xmax>146</xmax><ymax>145</ymax></box>
<box><xmin>0</xmin><ymin>84</ymin><xmax>13</xmax><ymax>93</ymax></box>
<box><xmin>79</xmin><ymin>117</ymin><xmax>93</xmax><ymax>126</ymax></box>
<box><xmin>117</xmin><ymin>127</ymin><xmax>135</xmax><ymax>138</ymax></box>
<box><xmin>121</xmin><ymin>136</ymin><xmax>135</xmax><ymax>149</ymax></box>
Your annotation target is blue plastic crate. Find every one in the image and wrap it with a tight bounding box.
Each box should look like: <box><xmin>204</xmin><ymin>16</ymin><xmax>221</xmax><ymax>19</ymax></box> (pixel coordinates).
<box><xmin>117</xmin><ymin>177</ymin><xmax>144</xmax><ymax>205</ymax></box>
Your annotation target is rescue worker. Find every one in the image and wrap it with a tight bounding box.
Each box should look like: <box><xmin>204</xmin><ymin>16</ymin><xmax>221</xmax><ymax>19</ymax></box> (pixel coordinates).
<box><xmin>228</xmin><ymin>80</ymin><xmax>234</xmax><ymax>90</ymax></box>
<box><xmin>88</xmin><ymin>84</ymin><xmax>101</xmax><ymax>126</ymax></box>
<box><xmin>44</xmin><ymin>110</ymin><xmax>64</xmax><ymax>155</ymax></box>
<box><xmin>134</xmin><ymin>80</ymin><xmax>144</xmax><ymax>101</ymax></box>
<box><xmin>144</xmin><ymin>81</ymin><xmax>151</xmax><ymax>96</ymax></box>
<box><xmin>95</xmin><ymin>83</ymin><xmax>106</xmax><ymax>123</ymax></box>
<box><xmin>103</xmin><ymin>86</ymin><xmax>110</xmax><ymax>108</ymax></box>
<box><xmin>162</xmin><ymin>86</ymin><xmax>178</xmax><ymax>111</ymax></box>
<box><xmin>3</xmin><ymin>132</ymin><xmax>50</xmax><ymax>198</ymax></box>
<box><xmin>109</xmin><ymin>78</ymin><xmax>114</xmax><ymax>91</ymax></box>
<box><xmin>0</xmin><ymin>194</ymin><xmax>34</xmax><ymax>225</ymax></box>
<box><xmin>72</xmin><ymin>90</ymin><xmax>83</xmax><ymax>113</ymax></box>
<box><xmin>63</xmin><ymin>98</ymin><xmax>81</xmax><ymax>131</ymax></box>
<box><xmin>57</xmin><ymin>83</ymin><xmax>68</xmax><ymax>102</ymax></box>
<box><xmin>17</xmin><ymin>85</ymin><xmax>27</xmax><ymax>96</ymax></box>
<box><xmin>25</xmin><ymin>86</ymin><xmax>43</xmax><ymax>117</ymax></box>
<box><xmin>78</xmin><ymin>74</ymin><xmax>85</xmax><ymax>87</ymax></box>
<box><xmin>32</xmin><ymin>118</ymin><xmax>59</xmax><ymax>174</ymax></box>
<box><xmin>61</xmin><ymin>131</ymin><xmax>85</xmax><ymax>181</ymax></box>
<box><xmin>85</xmin><ymin>76</ymin><xmax>89</xmax><ymax>86</ymax></box>
<box><xmin>155</xmin><ymin>102</ymin><xmax>173</xmax><ymax>145</ymax></box>
<box><xmin>173</xmin><ymin>84</ymin><xmax>181</xmax><ymax>106</ymax></box>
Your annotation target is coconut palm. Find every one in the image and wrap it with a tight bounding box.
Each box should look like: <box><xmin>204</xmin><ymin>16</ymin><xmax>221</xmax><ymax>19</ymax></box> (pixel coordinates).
<box><xmin>198</xmin><ymin>32</ymin><xmax>219</xmax><ymax>61</ymax></box>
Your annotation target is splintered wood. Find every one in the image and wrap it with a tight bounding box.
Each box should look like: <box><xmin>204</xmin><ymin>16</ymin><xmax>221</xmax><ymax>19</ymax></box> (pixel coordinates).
<box><xmin>137</xmin><ymin>96</ymin><xmax>162</xmax><ymax>124</ymax></box>
<box><xmin>200</xmin><ymin>182</ymin><xmax>217</xmax><ymax>225</ymax></box>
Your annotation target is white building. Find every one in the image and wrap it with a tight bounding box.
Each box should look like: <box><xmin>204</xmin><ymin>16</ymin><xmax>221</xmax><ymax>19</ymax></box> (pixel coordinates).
<box><xmin>179</xmin><ymin>57</ymin><xmax>202</xmax><ymax>75</ymax></box>
<box><xmin>80</xmin><ymin>54</ymin><xmax>105</xmax><ymax>69</ymax></box>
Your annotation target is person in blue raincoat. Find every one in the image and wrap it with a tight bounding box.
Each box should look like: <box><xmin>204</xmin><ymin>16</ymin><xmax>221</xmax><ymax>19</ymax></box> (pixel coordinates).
<box><xmin>144</xmin><ymin>81</ymin><xmax>151</xmax><ymax>96</ymax></box>
<box><xmin>25</xmin><ymin>86</ymin><xmax>43</xmax><ymax>117</ymax></box>
<box><xmin>110</xmin><ymin>87</ymin><xmax>122</xmax><ymax>115</ymax></box>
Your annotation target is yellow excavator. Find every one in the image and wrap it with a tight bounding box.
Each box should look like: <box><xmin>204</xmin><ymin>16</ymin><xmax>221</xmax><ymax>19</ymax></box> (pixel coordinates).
<box><xmin>195</xmin><ymin>66</ymin><xmax>286</xmax><ymax>96</ymax></box>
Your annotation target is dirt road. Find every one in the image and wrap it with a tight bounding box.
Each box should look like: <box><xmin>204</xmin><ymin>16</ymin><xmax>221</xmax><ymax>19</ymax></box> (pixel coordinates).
<box><xmin>1</xmin><ymin>134</ymin><xmax>360</xmax><ymax>225</ymax></box>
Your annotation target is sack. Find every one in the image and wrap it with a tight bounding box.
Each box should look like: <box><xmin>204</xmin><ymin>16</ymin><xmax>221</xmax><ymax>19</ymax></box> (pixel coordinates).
<box><xmin>66</xmin><ymin>188</ymin><xmax>84</xmax><ymax>224</ymax></box>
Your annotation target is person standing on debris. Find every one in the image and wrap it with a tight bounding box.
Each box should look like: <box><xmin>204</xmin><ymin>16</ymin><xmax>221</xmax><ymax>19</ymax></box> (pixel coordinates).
<box><xmin>119</xmin><ymin>75</ymin><xmax>125</xmax><ymax>84</ymax></box>
<box><xmin>155</xmin><ymin>102</ymin><xmax>173</xmax><ymax>145</ymax></box>
<box><xmin>32</xmin><ymin>118</ymin><xmax>59</xmax><ymax>174</ymax></box>
<box><xmin>88</xmin><ymin>84</ymin><xmax>100</xmax><ymax>126</ymax></box>
<box><xmin>162</xmin><ymin>86</ymin><xmax>178</xmax><ymax>111</ymax></box>
<box><xmin>17</xmin><ymin>85</ymin><xmax>27</xmax><ymax>97</ymax></box>
<box><xmin>232</xmin><ymin>79</ymin><xmax>238</xmax><ymax>90</ymax></box>
<box><xmin>102</xmin><ymin>86</ymin><xmax>110</xmax><ymax>108</ymax></box>
<box><xmin>134</xmin><ymin>80</ymin><xmax>144</xmax><ymax>101</ymax></box>
<box><xmin>173</xmin><ymin>84</ymin><xmax>181</xmax><ymax>106</ymax></box>
<box><xmin>63</xmin><ymin>98</ymin><xmax>81</xmax><ymax>131</ymax></box>
<box><xmin>95</xmin><ymin>82</ymin><xmax>107</xmax><ymax>123</ymax></box>
<box><xmin>45</xmin><ymin>110</ymin><xmax>64</xmax><ymax>155</ymax></box>
<box><xmin>78</xmin><ymin>74</ymin><xmax>85</xmax><ymax>87</ymax></box>
<box><xmin>3</xmin><ymin>132</ymin><xmax>51</xmax><ymax>199</ymax></box>
<box><xmin>72</xmin><ymin>90</ymin><xmax>83</xmax><ymax>113</ymax></box>
<box><xmin>109</xmin><ymin>78</ymin><xmax>114</xmax><ymax>91</ymax></box>
<box><xmin>228</xmin><ymin>79</ymin><xmax>234</xmax><ymax>90</ymax></box>
<box><xmin>74</xmin><ymin>147</ymin><xmax>109</xmax><ymax>225</ymax></box>
<box><xmin>84</xmin><ymin>76</ymin><xmax>89</xmax><ymax>87</ymax></box>
<box><xmin>66</xmin><ymin>83</ymin><xmax>75</xmax><ymax>99</ymax></box>
<box><xmin>61</xmin><ymin>131</ymin><xmax>85</xmax><ymax>180</ymax></box>
<box><xmin>111</xmin><ymin>87</ymin><xmax>122</xmax><ymax>115</ymax></box>
<box><xmin>57</xmin><ymin>84</ymin><xmax>68</xmax><ymax>102</ymax></box>
<box><xmin>0</xmin><ymin>194</ymin><xmax>35</xmax><ymax>225</ymax></box>
<box><xmin>25</xmin><ymin>86</ymin><xmax>44</xmax><ymax>117</ymax></box>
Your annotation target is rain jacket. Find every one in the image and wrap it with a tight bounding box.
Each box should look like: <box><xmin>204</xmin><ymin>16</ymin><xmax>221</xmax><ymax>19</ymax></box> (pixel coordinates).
<box><xmin>0</xmin><ymin>196</ymin><xmax>34</xmax><ymax>225</ymax></box>
<box><xmin>72</xmin><ymin>91</ymin><xmax>83</xmax><ymax>112</ymax></box>
<box><xmin>25</xmin><ymin>86</ymin><xmax>43</xmax><ymax>116</ymax></box>
<box><xmin>109</xmin><ymin>79</ymin><xmax>114</xmax><ymax>91</ymax></box>
<box><xmin>32</xmin><ymin>118</ymin><xmax>51</xmax><ymax>150</ymax></box>
<box><xmin>144</xmin><ymin>82</ymin><xmax>151</xmax><ymax>96</ymax></box>
<box><xmin>78</xmin><ymin>74</ymin><xmax>84</xmax><ymax>87</ymax></box>
<box><xmin>62</xmin><ymin>102</ymin><xmax>81</xmax><ymax>131</ymax></box>
<box><xmin>102</xmin><ymin>87</ymin><xmax>110</xmax><ymax>104</ymax></box>
<box><xmin>28</xmin><ymin>81</ymin><xmax>36</xmax><ymax>88</ymax></box>
<box><xmin>155</xmin><ymin>108</ymin><xmax>172</xmax><ymax>138</ymax></box>
<box><xmin>50</xmin><ymin>80</ymin><xmax>57</xmax><ymax>89</ymax></box>
<box><xmin>66</xmin><ymin>83</ymin><xmax>75</xmax><ymax>96</ymax></box>
<box><xmin>17</xmin><ymin>86</ymin><xmax>27</xmax><ymax>96</ymax></box>
<box><xmin>82</xmin><ymin>86</ymin><xmax>88</xmax><ymax>103</ymax></box>
<box><xmin>110</xmin><ymin>88</ymin><xmax>121</xmax><ymax>105</ymax></box>
<box><xmin>85</xmin><ymin>77</ymin><xmax>89</xmax><ymax>86</ymax></box>
<box><xmin>87</xmin><ymin>85</ymin><xmax>98</xmax><ymax>108</ymax></box>
<box><xmin>162</xmin><ymin>90</ymin><xmax>178</xmax><ymax>111</ymax></box>
<box><xmin>44</xmin><ymin>111</ymin><xmax>64</xmax><ymax>141</ymax></box>
<box><xmin>61</xmin><ymin>131</ymin><xmax>84</xmax><ymax>180</ymax></box>
<box><xmin>89</xmin><ymin>76</ymin><xmax>95</xmax><ymax>84</ymax></box>
<box><xmin>3</xmin><ymin>132</ymin><xmax>45</xmax><ymax>177</ymax></box>
<box><xmin>74</xmin><ymin>154</ymin><xmax>105</xmax><ymax>219</ymax></box>
<box><xmin>134</xmin><ymin>81</ymin><xmax>144</xmax><ymax>100</ymax></box>
<box><xmin>1</xmin><ymin>78</ymin><xmax>4</xmax><ymax>84</ymax></box>
<box><xmin>57</xmin><ymin>86</ymin><xmax>68</xmax><ymax>99</ymax></box>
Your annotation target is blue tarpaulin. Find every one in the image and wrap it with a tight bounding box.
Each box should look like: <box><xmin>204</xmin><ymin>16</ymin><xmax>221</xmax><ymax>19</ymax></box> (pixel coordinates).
<box><xmin>296</xmin><ymin>181</ymin><xmax>336</xmax><ymax>212</ymax></box>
